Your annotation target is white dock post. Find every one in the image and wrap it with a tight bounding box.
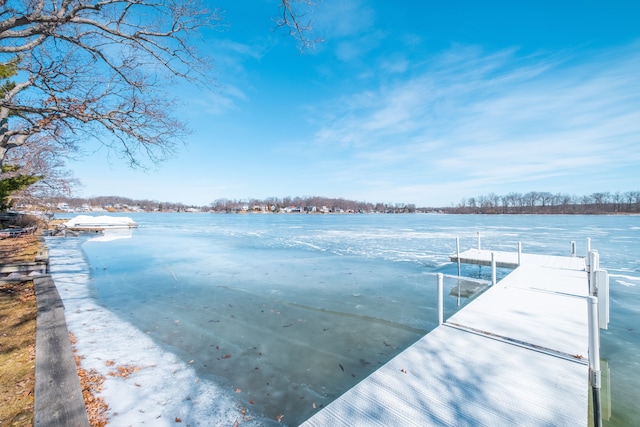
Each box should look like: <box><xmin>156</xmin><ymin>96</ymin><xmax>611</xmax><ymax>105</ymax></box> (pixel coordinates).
<box><xmin>596</xmin><ymin>270</ymin><xmax>610</xmax><ymax>330</ymax></box>
<box><xmin>437</xmin><ymin>273</ymin><xmax>444</xmax><ymax>325</ymax></box>
<box><xmin>586</xmin><ymin>238</ymin><xmax>592</xmax><ymax>269</ymax></box>
<box><xmin>589</xmin><ymin>251</ymin><xmax>599</xmax><ymax>296</ymax></box>
<box><xmin>571</xmin><ymin>241</ymin><xmax>576</xmax><ymax>257</ymax></box>
<box><xmin>588</xmin><ymin>295</ymin><xmax>602</xmax><ymax>427</ymax></box>
<box><xmin>518</xmin><ymin>242</ymin><xmax>522</xmax><ymax>266</ymax></box>
<box><xmin>491</xmin><ymin>252</ymin><xmax>496</xmax><ymax>286</ymax></box>
<box><xmin>456</xmin><ymin>237</ymin><xmax>461</xmax><ymax>277</ymax></box>
<box><xmin>477</xmin><ymin>231</ymin><xmax>481</xmax><ymax>250</ymax></box>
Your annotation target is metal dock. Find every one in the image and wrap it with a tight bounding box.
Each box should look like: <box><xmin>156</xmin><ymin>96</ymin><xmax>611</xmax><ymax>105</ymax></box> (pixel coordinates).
<box><xmin>449</xmin><ymin>247</ymin><xmax>587</xmax><ymax>270</ymax></box>
<box><xmin>301</xmin><ymin>243</ymin><xmax>608</xmax><ymax>426</ymax></box>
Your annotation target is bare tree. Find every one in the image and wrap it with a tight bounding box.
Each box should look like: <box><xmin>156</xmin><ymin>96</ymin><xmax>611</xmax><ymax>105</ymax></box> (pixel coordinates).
<box><xmin>275</xmin><ymin>0</ymin><xmax>322</xmax><ymax>51</ymax></box>
<box><xmin>0</xmin><ymin>0</ymin><xmax>225</xmax><ymax>168</ymax></box>
<box><xmin>1</xmin><ymin>132</ymin><xmax>79</xmax><ymax>208</ymax></box>
<box><xmin>524</xmin><ymin>191</ymin><xmax>540</xmax><ymax>210</ymax></box>
<box><xmin>0</xmin><ymin>0</ymin><xmax>319</xmax><ymax>170</ymax></box>
<box><xmin>612</xmin><ymin>191</ymin><xmax>623</xmax><ymax>213</ymax></box>
<box><xmin>539</xmin><ymin>192</ymin><xmax>553</xmax><ymax>210</ymax></box>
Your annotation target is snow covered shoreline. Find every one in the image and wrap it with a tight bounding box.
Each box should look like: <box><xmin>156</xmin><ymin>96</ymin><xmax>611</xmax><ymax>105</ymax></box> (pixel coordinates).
<box><xmin>46</xmin><ymin>236</ymin><xmax>273</xmax><ymax>426</ymax></box>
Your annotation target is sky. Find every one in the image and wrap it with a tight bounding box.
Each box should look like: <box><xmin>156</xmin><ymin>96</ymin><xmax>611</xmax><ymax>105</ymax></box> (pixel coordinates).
<box><xmin>67</xmin><ymin>0</ymin><xmax>640</xmax><ymax>207</ymax></box>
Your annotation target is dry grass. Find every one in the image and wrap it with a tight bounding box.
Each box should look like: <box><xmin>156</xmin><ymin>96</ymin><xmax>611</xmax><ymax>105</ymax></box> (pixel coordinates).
<box><xmin>0</xmin><ymin>233</ymin><xmax>108</xmax><ymax>426</ymax></box>
<box><xmin>0</xmin><ymin>281</ymin><xmax>36</xmax><ymax>426</ymax></box>
<box><xmin>0</xmin><ymin>234</ymin><xmax>41</xmax><ymax>264</ymax></box>
<box><xmin>0</xmin><ymin>235</ymin><xmax>38</xmax><ymax>426</ymax></box>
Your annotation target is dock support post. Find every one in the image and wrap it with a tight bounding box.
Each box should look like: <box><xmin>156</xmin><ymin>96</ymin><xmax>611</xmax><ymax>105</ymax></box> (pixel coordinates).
<box><xmin>456</xmin><ymin>238</ymin><xmax>461</xmax><ymax>306</ymax></box>
<box><xmin>588</xmin><ymin>296</ymin><xmax>602</xmax><ymax>427</ymax></box>
<box><xmin>518</xmin><ymin>242</ymin><xmax>522</xmax><ymax>266</ymax></box>
<box><xmin>586</xmin><ymin>238</ymin><xmax>592</xmax><ymax>270</ymax></box>
<box><xmin>571</xmin><ymin>241</ymin><xmax>576</xmax><ymax>257</ymax></box>
<box><xmin>589</xmin><ymin>251</ymin><xmax>599</xmax><ymax>296</ymax></box>
<box><xmin>456</xmin><ymin>237</ymin><xmax>461</xmax><ymax>277</ymax></box>
<box><xmin>477</xmin><ymin>232</ymin><xmax>481</xmax><ymax>250</ymax></box>
<box><xmin>596</xmin><ymin>270</ymin><xmax>610</xmax><ymax>330</ymax></box>
<box><xmin>491</xmin><ymin>252</ymin><xmax>496</xmax><ymax>286</ymax></box>
<box><xmin>437</xmin><ymin>273</ymin><xmax>444</xmax><ymax>325</ymax></box>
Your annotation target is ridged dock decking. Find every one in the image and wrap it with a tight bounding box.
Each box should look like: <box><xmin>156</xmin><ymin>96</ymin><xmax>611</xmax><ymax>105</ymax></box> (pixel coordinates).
<box><xmin>301</xmin><ymin>245</ymin><xmax>605</xmax><ymax>426</ymax></box>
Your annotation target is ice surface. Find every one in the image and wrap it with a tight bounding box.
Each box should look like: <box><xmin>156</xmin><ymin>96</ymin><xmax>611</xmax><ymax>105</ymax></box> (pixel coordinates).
<box><xmin>45</xmin><ymin>213</ymin><xmax>640</xmax><ymax>427</ymax></box>
<box><xmin>47</xmin><ymin>237</ymin><xmax>274</xmax><ymax>426</ymax></box>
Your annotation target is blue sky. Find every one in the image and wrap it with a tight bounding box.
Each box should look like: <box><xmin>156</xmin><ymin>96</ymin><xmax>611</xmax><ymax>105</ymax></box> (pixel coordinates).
<box><xmin>68</xmin><ymin>0</ymin><xmax>640</xmax><ymax>207</ymax></box>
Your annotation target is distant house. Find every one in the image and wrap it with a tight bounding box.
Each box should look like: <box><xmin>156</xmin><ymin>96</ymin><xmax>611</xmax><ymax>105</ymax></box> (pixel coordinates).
<box><xmin>282</xmin><ymin>206</ymin><xmax>302</xmax><ymax>213</ymax></box>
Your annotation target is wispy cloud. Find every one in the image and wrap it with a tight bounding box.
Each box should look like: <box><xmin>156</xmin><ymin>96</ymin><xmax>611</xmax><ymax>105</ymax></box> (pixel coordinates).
<box><xmin>191</xmin><ymin>84</ymin><xmax>247</xmax><ymax>115</ymax></box>
<box><xmin>308</xmin><ymin>42</ymin><xmax>640</xmax><ymax>201</ymax></box>
<box><xmin>313</xmin><ymin>0</ymin><xmax>376</xmax><ymax>38</ymax></box>
<box><xmin>187</xmin><ymin>38</ymin><xmax>270</xmax><ymax>115</ymax></box>
<box><xmin>312</xmin><ymin>0</ymin><xmax>384</xmax><ymax>62</ymax></box>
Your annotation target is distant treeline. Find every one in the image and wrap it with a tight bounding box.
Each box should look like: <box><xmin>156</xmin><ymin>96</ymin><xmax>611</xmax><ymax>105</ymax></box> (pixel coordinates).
<box><xmin>444</xmin><ymin>191</ymin><xmax>640</xmax><ymax>214</ymax></box>
<box><xmin>32</xmin><ymin>190</ymin><xmax>640</xmax><ymax>215</ymax></box>
<box><xmin>36</xmin><ymin>195</ymin><xmax>193</xmax><ymax>212</ymax></box>
<box><xmin>33</xmin><ymin>195</ymin><xmax>414</xmax><ymax>213</ymax></box>
<box><xmin>209</xmin><ymin>196</ymin><xmax>417</xmax><ymax>213</ymax></box>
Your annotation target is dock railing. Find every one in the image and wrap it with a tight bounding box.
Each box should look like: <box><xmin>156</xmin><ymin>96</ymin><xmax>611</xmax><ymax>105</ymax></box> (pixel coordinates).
<box><xmin>304</xmin><ymin>235</ymin><xmax>610</xmax><ymax>427</ymax></box>
<box><xmin>586</xmin><ymin>248</ymin><xmax>610</xmax><ymax>427</ymax></box>
<box><xmin>450</xmin><ymin>233</ymin><xmax>610</xmax><ymax>427</ymax></box>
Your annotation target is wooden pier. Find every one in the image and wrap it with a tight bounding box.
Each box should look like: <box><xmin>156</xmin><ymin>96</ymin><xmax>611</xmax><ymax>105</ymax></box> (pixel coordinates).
<box><xmin>0</xmin><ymin>242</ymin><xmax>49</xmax><ymax>284</ymax></box>
<box><xmin>301</xmin><ymin>245</ymin><xmax>606</xmax><ymax>426</ymax></box>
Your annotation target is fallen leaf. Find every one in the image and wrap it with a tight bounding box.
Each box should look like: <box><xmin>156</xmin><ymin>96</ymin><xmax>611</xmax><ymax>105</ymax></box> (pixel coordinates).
<box><xmin>107</xmin><ymin>364</ymin><xmax>145</xmax><ymax>379</ymax></box>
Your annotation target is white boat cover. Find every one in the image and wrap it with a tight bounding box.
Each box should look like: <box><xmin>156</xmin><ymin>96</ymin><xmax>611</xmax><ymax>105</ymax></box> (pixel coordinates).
<box><xmin>64</xmin><ymin>215</ymin><xmax>138</xmax><ymax>229</ymax></box>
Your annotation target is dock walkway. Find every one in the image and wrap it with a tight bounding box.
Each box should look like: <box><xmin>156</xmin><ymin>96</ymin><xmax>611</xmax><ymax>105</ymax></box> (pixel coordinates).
<box><xmin>450</xmin><ymin>247</ymin><xmax>587</xmax><ymax>270</ymax></box>
<box><xmin>301</xmin><ymin>249</ymin><xmax>593</xmax><ymax>426</ymax></box>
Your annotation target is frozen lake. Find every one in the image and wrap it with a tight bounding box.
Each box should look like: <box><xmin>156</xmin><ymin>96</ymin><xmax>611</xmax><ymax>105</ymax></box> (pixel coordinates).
<box><xmin>47</xmin><ymin>213</ymin><xmax>640</xmax><ymax>426</ymax></box>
